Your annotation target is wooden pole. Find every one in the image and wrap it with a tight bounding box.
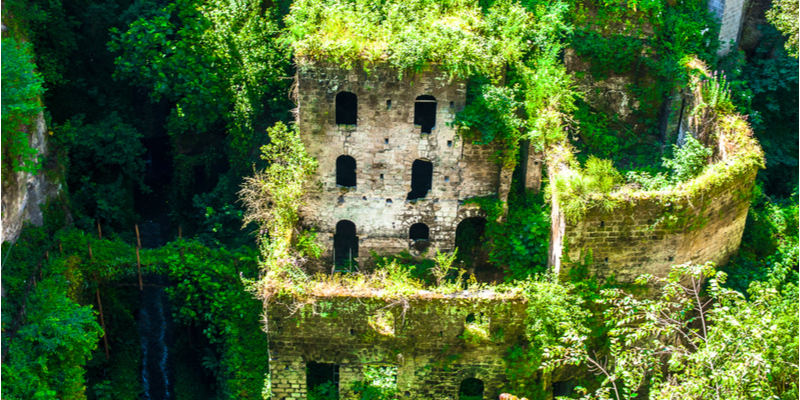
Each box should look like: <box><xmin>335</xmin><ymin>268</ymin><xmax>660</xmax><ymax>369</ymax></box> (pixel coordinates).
<box><xmin>88</xmin><ymin>242</ymin><xmax>93</xmax><ymax>261</ymax></box>
<box><xmin>96</xmin><ymin>286</ymin><xmax>110</xmax><ymax>360</ymax></box>
<box><xmin>135</xmin><ymin>224</ymin><xmax>142</xmax><ymax>249</ymax></box>
<box><xmin>97</xmin><ymin>220</ymin><xmax>102</xmax><ymax>240</ymax></box>
<box><xmin>59</xmin><ymin>242</ymin><xmax>63</xmax><ymax>255</ymax></box>
<box><xmin>179</xmin><ymin>224</ymin><xmax>184</xmax><ymax>263</ymax></box>
<box><xmin>136</xmin><ymin>247</ymin><xmax>143</xmax><ymax>291</ymax></box>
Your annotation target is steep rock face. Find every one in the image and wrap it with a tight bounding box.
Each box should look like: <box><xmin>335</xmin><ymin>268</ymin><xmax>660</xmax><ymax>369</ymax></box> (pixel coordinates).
<box><xmin>2</xmin><ymin>111</ymin><xmax>62</xmax><ymax>243</ymax></box>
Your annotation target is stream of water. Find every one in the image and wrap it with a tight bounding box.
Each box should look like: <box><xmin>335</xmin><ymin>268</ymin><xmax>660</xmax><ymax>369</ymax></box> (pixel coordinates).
<box><xmin>138</xmin><ymin>274</ymin><xmax>174</xmax><ymax>400</ymax></box>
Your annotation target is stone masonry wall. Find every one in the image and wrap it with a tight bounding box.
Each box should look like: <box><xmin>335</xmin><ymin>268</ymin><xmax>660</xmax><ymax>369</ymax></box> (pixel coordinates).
<box><xmin>267</xmin><ymin>295</ymin><xmax>528</xmax><ymax>400</ymax></box>
<box><xmin>297</xmin><ymin>60</ymin><xmax>506</xmax><ymax>266</ymax></box>
<box><xmin>709</xmin><ymin>0</ymin><xmax>747</xmax><ymax>55</ymax></box>
<box><xmin>553</xmin><ymin>170</ymin><xmax>756</xmax><ymax>283</ymax></box>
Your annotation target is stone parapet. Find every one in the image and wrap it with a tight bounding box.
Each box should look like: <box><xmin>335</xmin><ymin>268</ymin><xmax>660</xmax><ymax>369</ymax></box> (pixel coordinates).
<box><xmin>267</xmin><ymin>293</ymin><xmax>527</xmax><ymax>399</ymax></box>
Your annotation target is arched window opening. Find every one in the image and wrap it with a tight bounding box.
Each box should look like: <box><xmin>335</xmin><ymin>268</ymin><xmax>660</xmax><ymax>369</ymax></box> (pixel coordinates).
<box><xmin>409</xmin><ymin>223</ymin><xmax>429</xmax><ymax>241</ymax></box>
<box><xmin>407</xmin><ymin>159</ymin><xmax>433</xmax><ymax>201</ymax></box>
<box><xmin>334</xmin><ymin>220</ymin><xmax>358</xmax><ymax>271</ymax></box>
<box><xmin>409</xmin><ymin>223</ymin><xmax>430</xmax><ymax>252</ymax></box>
<box><xmin>336</xmin><ymin>155</ymin><xmax>357</xmax><ymax>187</ymax></box>
<box><xmin>336</xmin><ymin>91</ymin><xmax>358</xmax><ymax>125</ymax></box>
<box><xmin>459</xmin><ymin>378</ymin><xmax>484</xmax><ymax>400</ymax></box>
<box><xmin>307</xmin><ymin>362</ymin><xmax>339</xmax><ymax>399</ymax></box>
<box><xmin>414</xmin><ymin>95</ymin><xmax>437</xmax><ymax>133</ymax></box>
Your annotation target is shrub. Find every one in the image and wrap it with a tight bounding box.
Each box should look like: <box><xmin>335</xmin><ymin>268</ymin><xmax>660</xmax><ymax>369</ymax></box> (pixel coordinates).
<box><xmin>2</xmin><ymin>38</ymin><xmax>45</xmax><ymax>174</ymax></box>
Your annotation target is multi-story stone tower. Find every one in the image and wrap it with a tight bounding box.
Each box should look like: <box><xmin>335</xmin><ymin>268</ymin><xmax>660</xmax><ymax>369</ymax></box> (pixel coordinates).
<box><xmin>296</xmin><ymin>60</ymin><xmax>510</xmax><ymax>268</ymax></box>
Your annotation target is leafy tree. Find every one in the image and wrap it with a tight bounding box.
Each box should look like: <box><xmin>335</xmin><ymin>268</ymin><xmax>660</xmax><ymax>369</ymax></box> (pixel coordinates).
<box><xmin>55</xmin><ymin>113</ymin><xmax>147</xmax><ymax>232</ymax></box>
<box><xmin>766</xmin><ymin>0</ymin><xmax>799</xmax><ymax>57</ymax></box>
<box><xmin>109</xmin><ymin>0</ymin><xmax>291</xmax><ymax>162</ymax></box>
<box><xmin>2</xmin><ymin>274</ymin><xmax>102</xmax><ymax>399</ymax></box>
<box><xmin>545</xmin><ymin>262</ymin><xmax>799</xmax><ymax>400</ymax></box>
<box><xmin>2</xmin><ymin>38</ymin><xmax>46</xmax><ymax>174</ymax></box>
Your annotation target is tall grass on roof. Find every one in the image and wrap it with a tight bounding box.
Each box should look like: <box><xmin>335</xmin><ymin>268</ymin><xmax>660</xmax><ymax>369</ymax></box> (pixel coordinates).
<box><xmin>283</xmin><ymin>0</ymin><xmax>533</xmax><ymax>78</ymax></box>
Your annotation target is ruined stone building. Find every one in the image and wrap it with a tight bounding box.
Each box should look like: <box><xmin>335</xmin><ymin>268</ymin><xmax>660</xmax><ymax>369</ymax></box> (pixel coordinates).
<box><xmin>270</xmin><ymin>3</ymin><xmax>761</xmax><ymax>399</ymax></box>
<box><xmin>268</xmin><ymin>294</ymin><xmax>531</xmax><ymax>400</ymax></box>
<box><xmin>297</xmin><ymin>61</ymin><xmax>512</xmax><ymax>269</ymax></box>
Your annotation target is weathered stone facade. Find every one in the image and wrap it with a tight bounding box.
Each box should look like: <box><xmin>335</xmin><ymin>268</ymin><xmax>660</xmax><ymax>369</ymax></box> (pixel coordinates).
<box><xmin>297</xmin><ymin>60</ymin><xmax>507</xmax><ymax>266</ymax></box>
<box><xmin>267</xmin><ymin>294</ymin><xmax>528</xmax><ymax>400</ymax></box>
<box><xmin>551</xmin><ymin>170</ymin><xmax>756</xmax><ymax>283</ymax></box>
<box><xmin>709</xmin><ymin>0</ymin><xmax>747</xmax><ymax>55</ymax></box>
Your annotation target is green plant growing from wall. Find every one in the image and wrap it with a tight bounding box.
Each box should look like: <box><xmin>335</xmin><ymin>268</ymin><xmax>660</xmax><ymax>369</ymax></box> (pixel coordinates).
<box><xmin>240</xmin><ymin>121</ymin><xmax>318</xmax><ymax>261</ymax></box>
<box><xmin>626</xmin><ymin>135</ymin><xmax>713</xmax><ymax>190</ymax></box>
<box><xmin>454</xmin><ymin>79</ymin><xmax>525</xmax><ymax>166</ymax></box>
<box><xmin>431</xmin><ymin>248</ymin><xmax>458</xmax><ymax>286</ymax></box>
<box><xmin>2</xmin><ymin>38</ymin><xmax>46</xmax><ymax>174</ymax></box>
<box><xmin>555</xmin><ymin>156</ymin><xmax>623</xmax><ymax>223</ymax></box>
<box><xmin>461</xmin><ymin>312</ymin><xmax>491</xmax><ymax>345</ymax></box>
<box><xmin>351</xmin><ymin>365</ymin><xmax>398</xmax><ymax>400</ymax></box>
<box><xmin>283</xmin><ymin>0</ymin><xmax>534</xmax><ymax>78</ymax></box>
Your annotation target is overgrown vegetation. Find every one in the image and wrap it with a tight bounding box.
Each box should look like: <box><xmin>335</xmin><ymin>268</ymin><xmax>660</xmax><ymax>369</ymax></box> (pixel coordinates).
<box><xmin>2</xmin><ymin>0</ymin><xmax>797</xmax><ymax>398</ymax></box>
<box><xmin>284</xmin><ymin>0</ymin><xmax>534</xmax><ymax>77</ymax></box>
<box><xmin>541</xmin><ymin>262</ymin><xmax>798</xmax><ymax>400</ymax></box>
<box><xmin>1</xmin><ymin>37</ymin><xmax>45</xmax><ymax>174</ymax></box>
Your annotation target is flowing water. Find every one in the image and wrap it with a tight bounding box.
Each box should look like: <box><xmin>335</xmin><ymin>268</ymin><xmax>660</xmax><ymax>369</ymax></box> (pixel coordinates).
<box><xmin>138</xmin><ymin>275</ymin><xmax>175</xmax><ymax>400</ymax></box>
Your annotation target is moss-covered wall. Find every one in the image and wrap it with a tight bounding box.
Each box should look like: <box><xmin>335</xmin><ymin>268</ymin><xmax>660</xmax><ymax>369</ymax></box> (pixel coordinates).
<box><xmin>267</xmin><ymin>295</ymin><xmax>527</xmax><ymax>399</ymax></box>
<box><xmin>554</xmin><ymin>170</ymin><xmax>756</xmax><ymax>282</ymax></box>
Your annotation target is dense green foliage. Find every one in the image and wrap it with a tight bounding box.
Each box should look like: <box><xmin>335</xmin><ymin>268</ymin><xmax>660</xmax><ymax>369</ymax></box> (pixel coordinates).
<box><xmin>284</xmin><ymin>0</ymin><xmax>533</xmax><ymax>77</ymax></box>
<box><xmin>465</xmin><ymin>191</ymin><xmax>551</xmax><ymax>280</ymax></box>
<box><xmin>766</xmin><ymin>0</ymin><xmax>799</xmax><ymax>57</ymax></box>
<box><xmin>1</xmin><ymin>223</ymin><xmax>269</xmax><ymax>399</ymax></box>
<box><xmin>546</xmin><ymin>263</ymin><xmax>798</xmax><ymax>400</ymax></box>
<box><xmin>109</xmin><ymin>0</ymin><xmax>290</xmax><ymax>162</ymax></box>
<box><xmin>1</xmin><ymin>38</ymin><xmax>45</xmax><ymax>174</ymax></box>
<box><xmin>55</xmin><ymin>113</ymin><xmax>148</xmax><ymax>232</ymax></box>
<box><xmin>2</xmin><ymin>0</ymin><xmax>797</xmax><ymax>398</ymax></box>
<box><xmin>454</xmin><ymin>80</ymin><xmax>525</xmax><ymax>165</ymax></box>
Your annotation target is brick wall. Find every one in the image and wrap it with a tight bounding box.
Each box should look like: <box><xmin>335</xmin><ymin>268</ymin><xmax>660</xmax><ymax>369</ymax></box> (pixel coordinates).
<box><xmin>296</xmin><ymin>60</ymin><xmax>508</xmax><ymax>266</ymax></box>
<box><xmin>552</xmin><ymin>171</ymin><xmax>756</xmax><ymax>283</ymax></box>
<box><xmin>267</xmin><ymin>295</ymin><xmax>528</xmax><ymax>400</ymax></box>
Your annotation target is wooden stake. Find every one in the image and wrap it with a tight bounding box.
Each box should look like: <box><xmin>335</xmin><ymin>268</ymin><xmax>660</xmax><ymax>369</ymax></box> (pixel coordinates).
<box><xmin>88</xmin><ymin>242</ymin><xmax>93</xmax><ymax>261</ymax></box>
<box><xmin>45</xmin><ymin>251</ymin><xmax>49</xmax><ymax>262</ymax></box>
<box><xmin>179</xmin><ymin>224</ymin><xmax>184</xmax><ymax>263</ymax></box>
<box><xmin>136</xmin><ymin>247</ymin><xmax>143</xmax><ymax>291</ymax></box>
<box><xmin>135</xmin><ymin>224</ymin><xmax>142</xmax><ymax>249</ymax></box>
<box><xmin>97</xmin><ymin>220</ymin><xmax>102</xmax><ymax>240</ymax></box>
<box><xmin>96</xmin><ymin>286</ymin><xmax>110</xmax><ymax>360</ymax></box>
<box><xmin>59</xmin><ymin>242</ymin><xmax>63</xmax><ymax>255</ymax></box>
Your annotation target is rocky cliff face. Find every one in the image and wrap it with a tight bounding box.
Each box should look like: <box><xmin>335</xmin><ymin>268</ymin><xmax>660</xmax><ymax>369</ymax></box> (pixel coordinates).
<box><xmin>2</xmin><ymin>111</ymin><xmax>62</xmax><ymax>243</ymax></box>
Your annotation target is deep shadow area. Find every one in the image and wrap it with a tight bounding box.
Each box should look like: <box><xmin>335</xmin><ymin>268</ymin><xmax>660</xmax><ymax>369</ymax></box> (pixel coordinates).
<box><xmin>336</xmin><ymin>92</ymin><xmax>358</xmax><ymax>125</ymax></box>
<box><xmin>336</xmin><ymin>155</ymin><xmax>357</xmax><ymax>187</ymax></box>
<box><xmin>414</xmin><ymin>95</ymin><xmax>437</xmax><ymax>133</ymax></box>
<box><xmin>407</xmin><ymin>159</ymin><xmax>433</xmax><ymax>201</ymax></box>
<box><xmin>334</xmin><ymin>220</ymin><xmax>359</xmax><ymax>270</ymax></box>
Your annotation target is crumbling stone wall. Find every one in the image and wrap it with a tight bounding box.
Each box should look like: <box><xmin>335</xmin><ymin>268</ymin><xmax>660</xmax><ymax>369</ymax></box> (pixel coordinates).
<box><xmin>296</xmin><ymin>60</ymin><xmax>507</xmax><ymax>266</ymax></box>
<box><xmin>267</xmin><ymin>294</ymin><xmax>528</xmax><ymax>400</ymax></box>
<box><xmin>709</xmin><ymin>0</ymin><xmax>747</xmax><ymax>55</ymax></box>
<box><xmin>552</xmin><ymin>170</ymin><xmax>756</xmax><ymax>282</ymax></box>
